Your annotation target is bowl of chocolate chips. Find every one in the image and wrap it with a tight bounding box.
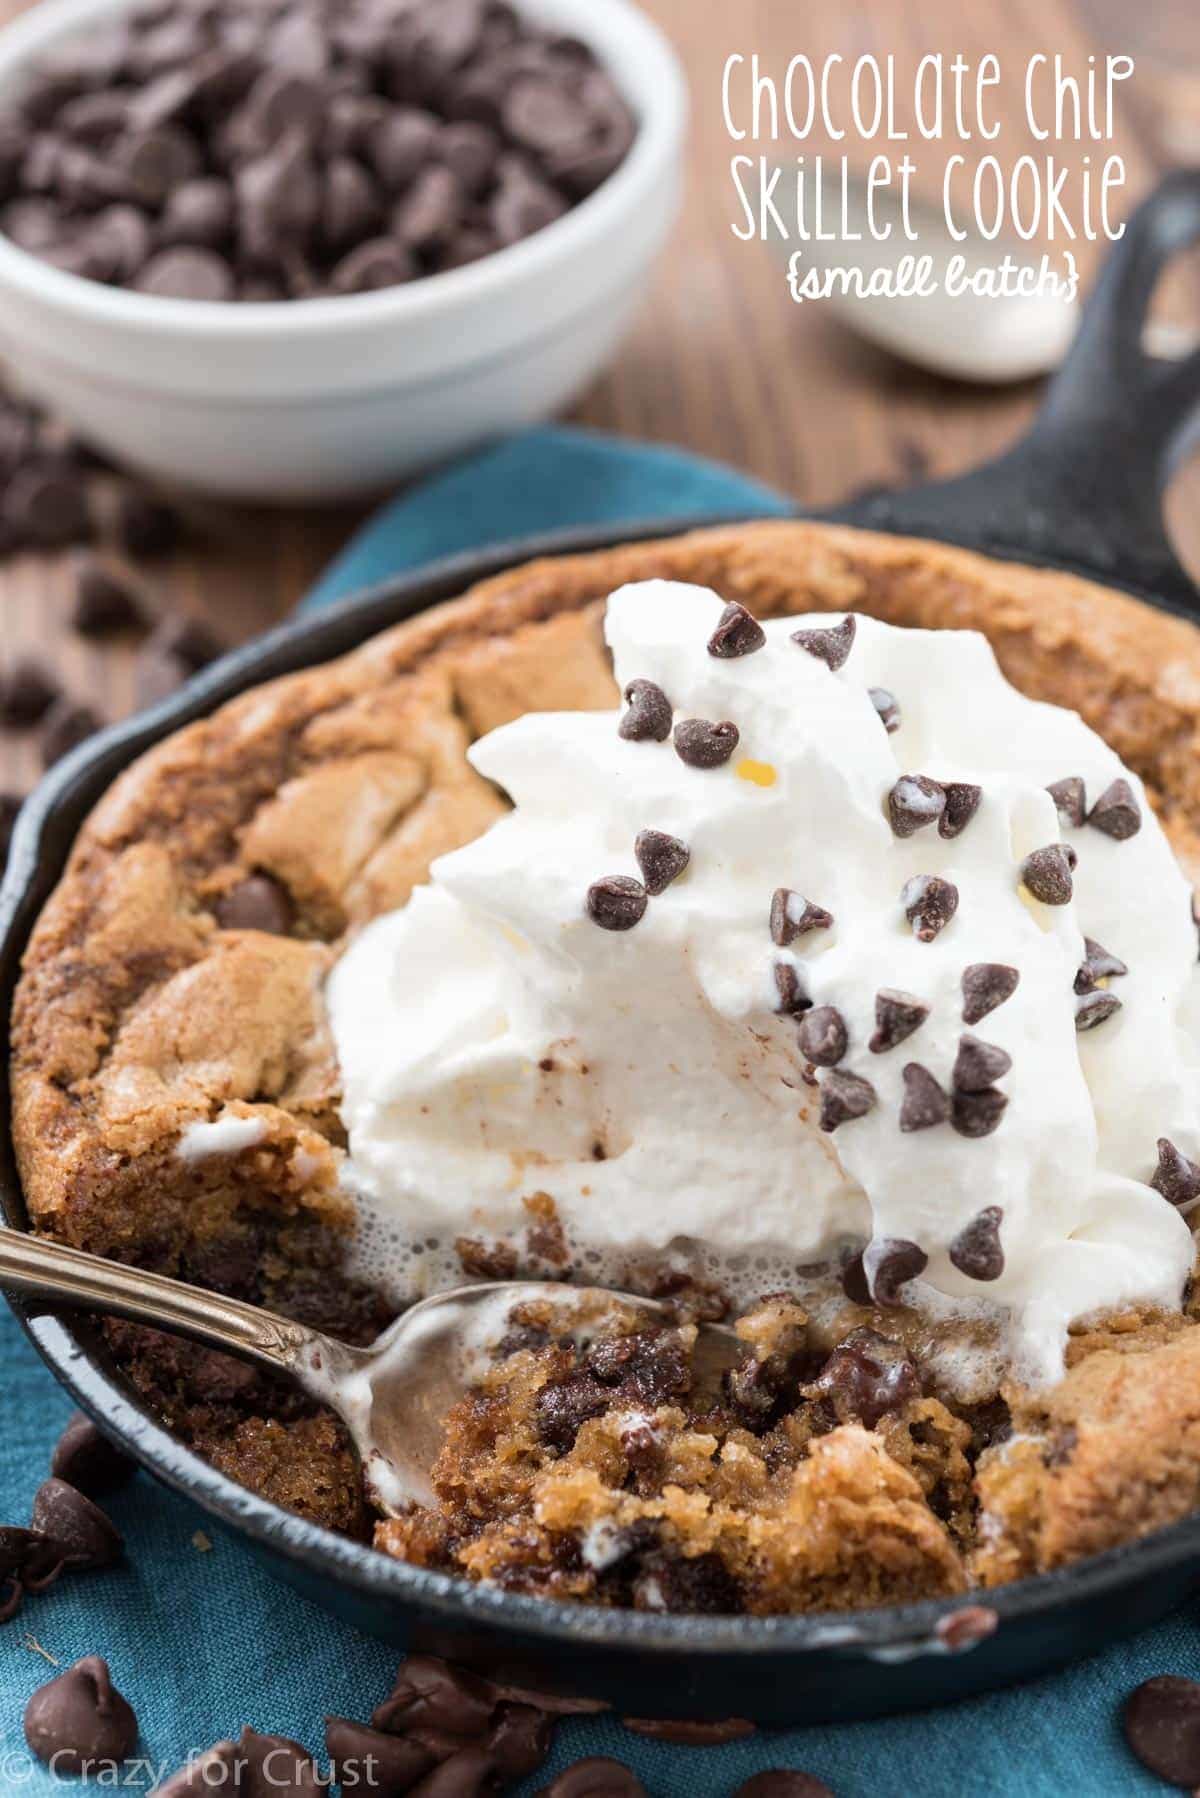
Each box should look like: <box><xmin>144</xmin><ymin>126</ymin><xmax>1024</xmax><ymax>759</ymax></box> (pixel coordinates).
<box><xmin>0</xmin><ymin>0</ymin><xmax>684</xmax><ymax>500</ymax></box>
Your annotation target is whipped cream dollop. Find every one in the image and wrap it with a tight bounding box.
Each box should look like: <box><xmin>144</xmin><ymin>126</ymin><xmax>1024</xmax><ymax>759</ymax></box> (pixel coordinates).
<box><xmin>328</xmin><ymin>581</ymin><xmax>1200</xmax><ymax>1385</ymax></box>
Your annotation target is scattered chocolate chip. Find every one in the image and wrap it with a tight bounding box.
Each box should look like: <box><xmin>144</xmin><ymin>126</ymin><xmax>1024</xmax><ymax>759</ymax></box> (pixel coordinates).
<box><xmin>949</xmin><ymin>1213</ymin><xmax>1006</xmax><ymax>1291</ymax></box>
<box><xmin>1047</xmin><ymin>777</ymin><xmax>1086</xmax><ymax>828</ymax></box>
<box><xmin>70</xmin><ymin>556</ymin><xmax>147</xmax><ymax>636</ymax></box>
<box><xmin>634</xmin><ymin>829</ymin><xmax>689</xmax><ymax>895</ymax></box>
<box><xmin>962</xmin><ymin>962</ymin><xmax>1019</xmax><ymax>1025</ymax></box>
<box><xmin>899</xmin><ymin>1063</ymin><xmax>950</xmax><ymax>1131</ymax></box>
<box><xmin>863</xmin><ymin>1237</ymin><xmax>928</xmax><ymax>1306</ymax></box>
<box><xmin>40</xmin><ymin>698</ymin><xmax>102</xmax><ymax>768</ymax></box>
<box><xmin>326</xmin><ymin>1716</ymin><xmax>435</xmax><ymax>1797</ymax></box>
<box><xmin>707</xmin><ymin>601</ymin><xmax>765</xmax><ymax>658</ymax></box>
<box><xmin>31</xmin><ymin>1477</ymin><xmax>122</xmax><ymax>1571</ymax></box>
<box><xmin>1087</xmin><ymin>778</ymin><xmax>1141</xmax><ymax>840</ymax></box>
<box><xmin>157</xmin><ymin>1728</ymin><xmax>325</xmax><ymax>1798</ymax></box>
<box><xmin>373</xmin><ymin>1655</ymin><xmax>497</xmax><ymax>1740</ymax></box>
<box><xmin>887</xmin><ymin>774</ymin><xmax>945</xmax><ymax>837</ymax></box>
<box><xmin>618</xmin><ymin>679</ymin><xmax>672</xmax><ymax>743</ymax></box>
<box><xmin>732</xmin><ymin>1776</ymin><xmax>834</xmax><ymax>1798</ymax></box>
<box><xmin>673</xmin><ymin>718</ymin><xmax>739</xmax><ymax>769</ymax></box>
<box><xmin>213</xmin><ymin>873</ymin><xmax>294</xmax><ymax>935</ymax></box>
<box><xmin>869</xmin><ymin>686</ymin><xmax>900</xmax><ymax>733</ymax></box>
<box><xmin>24</xmin><ymin>1656</ymin><xmax>137</xmax><ymax>1775</ymax></box>
<box><xmin>808</xmin><ymin>1327</ymin><xmax>920</xmax><ymax>1427</ymax></box>
<box><xmin>951</xmin><ymin>1087</ymin><xmax>1008</xmax><ymax>1140</ymax></box>
<box><xmin>51</xmin><ymin>1414</ymin><xmax>134</xmax><ymax>1498</ymax></box>
<box><xmin>939</xmin><ymin>781</ymin><xmax>982</xmax><ymax>840</ymax></box>
<box><xmin>536</xmin><ymin>1759</ymin><xmax>647</xmax><ymax>1798</ymax></box>
<box><xmin>1075</xmin><ymin>936</ymin><xmax>1128</xmax><ymax>993</ymax></box>
<box><xmin>870</xmin><ymin>988</ymin><xmax>929</xmax><ymax>1053</ymax></box>
<box><xmin>1151</xmin><ymin>1138</ymin><xmax>1200</xmax><ymax>1210</ymax></box>
<box><xmin>791</xmin><ymin>615</ymin><xmax>856</xmax><ymax>671</ymax></box>
<box><xmin>1075</xmin><ymin>990</ymin><xmax>1122</xmax><ymax>1031</ymax></box>
<box><xmin>1020</xmin><ymin>844</ymin><xmax>1075</xmax><ymax>905</ymax></box>
<box><xmin>797</xmin><ymin>1005</ymin><xmax>848</xmax><ymax>1067</ymax></box>
<box><xmin>486</xmin><ymin>1705</ymin><xmax>552</xmax><ymax>1781</ymax></box>
<box><xmin>901</xmin><ymin>874</ymin><xmax>959</xmax><ymax>941</ymax></box>
<box><xmin>1123</xmin><ymin>1675</ymin><xmax>1200</xmax><ymax>1788</ymax></box>
<box><xmin>0</xmin><ymin>656</ymin><xmax>60</xmax><ymax>728</ymax></box>
<box><xmin>586</xmin><ymin>875</ymin><xmax>647</xmax><ymax>932</ymax></box>
<box><xmin>936</xmin><ymin>1606</ymin><xmax>999</xmax><ymax>1651</ymax></box>
<box><xmin>818</xmin><ymin>1068</ymin><xmax>876</xmax><ymax>1132</ymax></box>
<box><xmin>770</xmin><ymin>888</ymin><xmax>833</xmax><ymax>946</ymax></box>
<box><xmin>953</xmin><ymin>1034</ymin><xmax>1012</xmax><ymax>1092</ymax></box>
<box><xmin>773</xmin><ymin>962</ymin><xmax>811</xmax><ymax>1016</ymax></box>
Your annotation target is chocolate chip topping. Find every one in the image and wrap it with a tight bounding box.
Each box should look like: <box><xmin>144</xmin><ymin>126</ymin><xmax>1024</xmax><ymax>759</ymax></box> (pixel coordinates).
<box><xmin>1075</xmin><ymin>990</ymin><xmax>1122</xmax><ymax>1031</ymax></box>
<box><xmin>51</xmin><ymin>1413</ymin><xmax>135</xmax><ymax>1498</ymax></box>
<box><xmin>586</xmin><ymin>876</ymin><xmax>647</xmax><ymax>932</ymax></box>
<box><xmin>949</xmin><ymin>1205</ymin><xmax>1005</xmax><ymax>1280</ymax></box>
<box><xmin>953</xmin><ymin>1034</ymin><xmax>1012</xmax><ymax>1093</ymax></box>
<box><xmin>886</xmin><ymin>774</ymin><xmax>945</xmax><ymax>838</ymax></box>
<box><xmin>773</xmin><ymin>963</ymin><xmax>812</xmax><ymax>1016</ymax></box>
<box><xmin>1075</xmin><ymin>936</ymin><xmax>1128</xmax><ymax>993</ymax></box>
<box><xmin>71</xmin><ymin>556</ymin><xmax>148</xmax><ymax>636</ymax></box>
<box><xmin>770</xmin><ymin>888</ymin><xmax>833</xmax><ymax>946</ymax></box>
<box><xmin>707</xmin><ymin>601</ymin><xmax>765</xmax><ymax>659</ymax></box>
<box><xmin>899</xmin><ymin>1063</ymin><xmax>950</xmax><ymax>1131</ymax></box>
<box><xmin>791</xmin><ymin>614</ymin><xmax>856</xmax><ymax>671</ymax></box>
<box><xmin>24</xmin><ymin>1657</ymin><xmax>137</xmax><ymax>1774</ymax></box>
<box><xmin>537</xmin><ymin>1759</ymin><xmax>647</xmax><ymax>1798</ymax></box>
<box><xmin>1047</xmin><ymin>776</ymin><xmax>1086</xmax><ymax>828</ymax></box>
<box><xmin>962</xmin><ymin>962</ymin><xmax>1019</xmax><ymax>1024</ymax></box>
<box><xmin>1123</xmin><ymin>1675</ymin><xmax>1200</xmax><ymax>1788</ymax></box>
<box><xmin>214</xmin><ymin>872</ymin><xmax>294</xmax><ymax>934</ymax></box>
<box><xmin>31</xmin><ymin>1477</ymin><xmax>123</xmax><ymax>1570</ymax></box>
<box><xmin>864</xmin><ymin>1237</ymin><xmax>928</xmax><ymax>1306</ymax></box>
<box><xmin>797</xmin><ymin>1005</ymin><xmax>848</xmax><ymax>1067</ymax></box>
<box><xmin>1020</xmin><ymin>844</ymin><xmax>1075</xmax><ymax>905</ymax></box>
<box><xmin>901</xmin><ymin>874</ymin><xmax>959</xmax><ymax>942</ymax></box>
<box><xmin>870</xmin><ymin>988</ymin><xmax>929</xmax><ymax>1053</ymax></box>
<box><xmin>951</xmin><ymin>1087</ymin><xmax>1008</xmax><ymax>1139</ymax></box>
<box><xmin>807</xmin><ymin>1327</ymin><xmax>920</xmax><ymax>1428</ymax></box>
<box><xmin>869</xmin><ymin>686</ymin><xmax>901</xmax><ymax>733</ymax></box>
<box><xmin>1151</xmin><ymin>1137</ymin><xmax>1200</xmax><ymax>1210</ymax></box>
<box><xmin>732</xmin><ymin>1776</ymin><xmax>834</xmax><ymax>1798</ymax></box>
<box><xmin>634</xmin><ymin>829</ymin><xmax>689</xmax><ymax>895</ymax></box>
<box><xmin>939</xmin><ymin>781</ymin><xmax>982</xmax><ymax>840</ymax></box>
<box><xmin>672</xmin><ymin>718</ymin><xmax>739</xmax><ymax>769</ymax></box>
<box><xmin>818</xmin><ymin>1068</ymin><xmax>876</xmax><ymax>1132</ymax></box>
<box><xmin>1087</xmin><ymin>777</ymin><xmax>1142</xmax><ymax>840</ymax></box>
<box><xmin>618</xmin><ymin>679</ymin><xmax>671</xmax><ymax>743</ymax></box>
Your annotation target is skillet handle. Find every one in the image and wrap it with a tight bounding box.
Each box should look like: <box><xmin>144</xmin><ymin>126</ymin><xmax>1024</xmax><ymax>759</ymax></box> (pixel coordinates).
<box><xmin>832</xmin><ymin>171</ymin><xmax>1200</xmax><ymax>615</ymax></box>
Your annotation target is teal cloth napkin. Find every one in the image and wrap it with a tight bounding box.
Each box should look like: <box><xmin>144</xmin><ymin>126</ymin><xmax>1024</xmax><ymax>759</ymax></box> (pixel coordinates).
<box><xmin>0</xmin><ymin>426</ymin><xmax>1190</xmax><ymax>1797</ymax></box>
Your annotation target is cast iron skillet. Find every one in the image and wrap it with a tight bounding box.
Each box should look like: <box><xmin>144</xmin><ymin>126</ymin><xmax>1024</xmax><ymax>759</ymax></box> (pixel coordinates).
<box><xmin>3</xmin><ymin>174</ymin><xmax>1200</xmax><ymax>1728</ymax></box>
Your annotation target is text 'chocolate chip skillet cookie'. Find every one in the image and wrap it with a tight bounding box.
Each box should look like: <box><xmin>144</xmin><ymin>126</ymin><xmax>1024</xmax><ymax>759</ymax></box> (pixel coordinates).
<box><xmin>13</xmin><ymin>520</ymin><xmax>1200</xmax><ymax>1615</ymax></box>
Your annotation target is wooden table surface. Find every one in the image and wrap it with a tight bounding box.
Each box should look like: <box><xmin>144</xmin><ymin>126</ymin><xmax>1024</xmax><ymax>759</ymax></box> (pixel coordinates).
<box><xmin>1</xmin><ymin>0</ymin><xmax>1198</xmax><ymax>797</ymax></box>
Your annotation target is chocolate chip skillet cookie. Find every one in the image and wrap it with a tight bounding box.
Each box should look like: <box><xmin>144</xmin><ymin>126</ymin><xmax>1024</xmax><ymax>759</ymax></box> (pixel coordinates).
<box><xmin>13</xmin><ymin>519</ymin><xmax>1200</xmax><ymax>1614</ymax></box>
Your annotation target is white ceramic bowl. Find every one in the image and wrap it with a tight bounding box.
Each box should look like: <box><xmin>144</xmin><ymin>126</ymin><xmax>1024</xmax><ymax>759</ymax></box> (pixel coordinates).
<box><xmin>0</xmin><ymin>0</ymin><xmax>686</xmax><ymax>501</ymax></box>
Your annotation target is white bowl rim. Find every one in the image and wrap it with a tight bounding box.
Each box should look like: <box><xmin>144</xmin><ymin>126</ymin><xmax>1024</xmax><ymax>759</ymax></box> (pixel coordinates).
<box><xmin>0</xmin><ymin>0</ymin><xmax>687</xmax><ymax>338</ymax></box>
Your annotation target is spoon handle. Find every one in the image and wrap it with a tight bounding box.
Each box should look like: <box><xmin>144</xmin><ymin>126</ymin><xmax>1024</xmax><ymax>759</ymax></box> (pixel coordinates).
<box><xmin>0</xmin><ymin>1224</ymin><xmax>317</xmax><ymax>1373</ymax></box>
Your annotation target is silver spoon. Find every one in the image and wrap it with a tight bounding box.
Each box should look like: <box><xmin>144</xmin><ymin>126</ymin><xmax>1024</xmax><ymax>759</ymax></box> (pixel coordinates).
<box><xmin>0</xmin><ymin>1226</ymin><xmax>743</xmax><ymax>1513</ymax></box>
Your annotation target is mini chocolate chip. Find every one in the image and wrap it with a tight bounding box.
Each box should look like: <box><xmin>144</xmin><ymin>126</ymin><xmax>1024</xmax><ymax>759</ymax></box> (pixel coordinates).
<box><xmin>886</xmin><ymin>774</ymin><xmax>945</xmax><ymax>838</ymax></box>
<box><xmin>1151</xmin><ymin>1138</ymin><xmax>1200</xmax><ymax>1210</ymax></box>
<box><xmin>962</xmin><ymin>962</ymin><xmax>1019</xmax><ymax>1025</ymax></box>
<box><xmin>1075</xmin><ymin>990</ymin><xmax>1122</xmax><ymax>1031</ymax></box>
<box><xmin>870</xmin><ymin>988</ymin><xmax>929</xmax><ymax>1053</ymax></box>
<box><xmin>773</xmin><ymin>962</ymin><xmax>811</xmax><ymax>1016</ymax></box>
<box><xmin>797</xmin><ymin>1005</ymin><xmax>848</xmax><ymax>1067</ymax></box>
<box><xmin>791</xmin><ymin>614</ymin><xmax>856</xmax><ymax>671</ymax></box>
<box><xmin>51</xmin><ymin>1414</ymin><xmax>134</xmax><ymax>1498</ymax></box>
<box><xmin>326</xmin><ymin>1716</ymin><xmax>435</xmax><ymax>1796</ymax></box>
<box><xmin>899</xmin><ymin>1063</ymin><xmax>950</xmax><ymax>1131</ymax></box>
<box><xmin>939</xmin><ymin>781</ymin><xmax>982</xmax><ymax>839</ymax></box>
<box><xmin>770</xmin><ymin>888</ymin><xmax>833</xmax><ymax>946</ymax></box>
<box><xmin>31</xmin><ymin>1477</ymin><xmax>123</xmax><ymax>1570</ymax></box>
<box><xmin>808</xmin><ymin>1326</ymin><xmax>920</xmax><ymax>1427</ymax></box>
<box><xmin>536</xmin><ymin>1759</ymin><xmax>647</xmax><ymax>1798</ymax></box>
<box><xmin>901</xmin><ymin>874</ymin><xmax>959</xmax><ymax>942</ymax></box>
<box><xmin>214</xmin><ymin>873</ymin><xmax>294</xmax><ymax>934</ymax></box>
<box><xmin>864</xmin><ymin>1237</ymin><xmax>928</xmax><ymax>1306</ymax></box>
<box><xmin>115</xmin><ymin>489</ymin><xmax>181</xmax><ymax>558</ymax></box>
<box><xmin>24</xmin><ymin>1657</ymin><xmax>137</xmax><ymax>1775</ymax></box>
<box><xmin>840</xmin><ymin>1252</ymin><xmax>870</xmax><ymax>1304</ymax></box>
<box><xmin>1123</xmin><ymin>1675</ymin><xmax>1200</xmax><ymax>1788</ymax></box>
<box><xmin>818</xmin><ymin>1068</ymin><xmax>876</xmax><ymax>1132</ymax></box>
<box><xmin>953</xmin><ymin>1034</ymin><xmax>1012</xmax><ymax>1092</ymax></box>
<box><xmin>707</xmin><ymin>601</ymin><xmax>765</xmax><ymax>658</ymax></box>
<box><xmin>1087</xmin><ymin>777</ymin><xmax>1141</xmax><ymax>840</ymax></box>
<box><xmin>869</xmin><ymin>687</ymin><xmax>901</xmax><ymax>733</ymax></box>
<box><xmin>951</xmin><ymin>1087</ymin><xmax>1008</xmax><ymax>1139</ymax></box>
<box><xmin>673</xmin><ymin>718</ymin><xmax>739</xmax><ymax>769</ymax></box>
<box><xmin>41</xmin><ymin>698</ymin><xmax>102</xmax><ymax>768</ymax></box>
<box><xmin>1075</xmin><ymin>936</ymin><xmax>1128</xmax><ymax>993</ymax></box>
<box><xmin>71</xmin><ymin>557</ymin><xmax>147</xmax><ymax>636</ymax></box>
<box><xmin>0</xmin><ymin>656</ymin><xmax>60</xmax><ymax>728</ymax></box>
<box><xmin>634</xmin><ymin>829</ymin><xmax>689</xmax><ymax>895</ymax></box>
<box><xmin>618</xmin><ymin>679</ymin><xmax>671</xmax><ymax>743</ymax></box>
<box><xmin>1020</xmin><ymin>844</ymin><xmax>1075</xmax><ymax>905</ymax></box>
<box><xmin>732</xmin><ymin>1776</ymin><xmax>834</xmax><ymax>1798</ymax></box>
<box><xmin>1047</xmin><ymin>777</ymin><xmax>1086</xmax><ymax>828</ymax></box>
<box><xmin>586</xmin><ymin>875</ymin><xmax>647</xmax><ymax>932</ymax></box>
<box><xmin>949</xmin><ymin>1205</ymin><xmax>1005</xmax><ymax>1280</ymax></box>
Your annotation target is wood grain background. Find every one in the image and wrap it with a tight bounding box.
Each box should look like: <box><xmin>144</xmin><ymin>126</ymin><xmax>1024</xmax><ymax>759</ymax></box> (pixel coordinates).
<box><xmin>1</xmin><ymin>0</ymin><xmax>1198</xmax><ymax>796</ymax></box>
